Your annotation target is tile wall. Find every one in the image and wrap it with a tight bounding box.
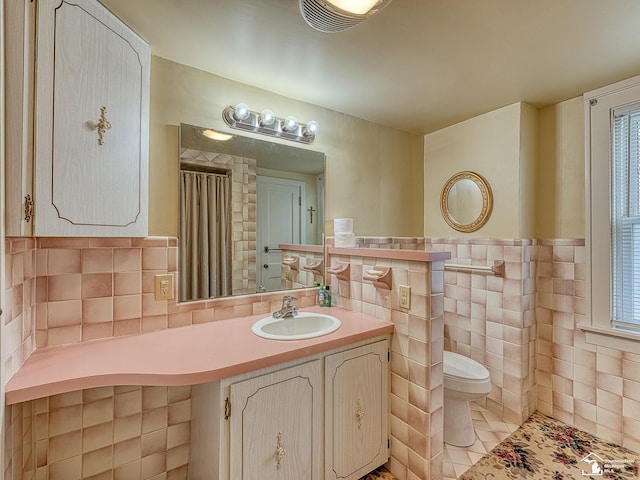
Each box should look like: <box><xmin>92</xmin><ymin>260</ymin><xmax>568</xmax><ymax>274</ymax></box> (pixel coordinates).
<box><xmin>535</xmin><ymin>239</ymin><xmax>640</xmax><ymax>453</ymax></box>
<box><xmin>425</xmin><ymin>238</ymin><xmax>538</xmax><ymax>426</ymax></box>
<box><xmin>327</xmin><ymin>244</ymin><xmax>447</xmax><ymax>480</ymax></box>
<box><xmin>4</xmin><ymin>238</ymin><xmax>37</xmax><ymax>381</ymax></box>
<box><xmin>4</xmin><ymin>234</ymin><xmax>639</xmax><ymax>478</ymax></box>
<box><xmin>5</xmin><ymin>385</ymin><xmax>191</xmax><ymax>480</ymax></box>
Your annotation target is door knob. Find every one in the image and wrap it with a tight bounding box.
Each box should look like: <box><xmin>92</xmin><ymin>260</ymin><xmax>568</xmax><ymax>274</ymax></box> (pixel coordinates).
<box><xmin>263</xmin><ymin>263</ymin><xmax>269</xmax><ymax>269</ymax></box>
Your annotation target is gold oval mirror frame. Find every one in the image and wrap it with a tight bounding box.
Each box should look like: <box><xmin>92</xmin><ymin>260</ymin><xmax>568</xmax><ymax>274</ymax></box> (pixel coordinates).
<box><xmin>440</xmin><ymin>171</ymin><xmax>493</xmax><ymax>233</ymax></box>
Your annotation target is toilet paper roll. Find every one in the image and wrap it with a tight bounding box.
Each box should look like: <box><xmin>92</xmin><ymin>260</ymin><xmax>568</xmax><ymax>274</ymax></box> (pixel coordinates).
<box><xmin>334</xmin><ymin>232</ymin><xmax>356</xmax><ymax>248</ymax></box>
<box><xmin>334</xmin><ymin>218</ymin><xmax>353</xmax><ymax>234</ymax></box>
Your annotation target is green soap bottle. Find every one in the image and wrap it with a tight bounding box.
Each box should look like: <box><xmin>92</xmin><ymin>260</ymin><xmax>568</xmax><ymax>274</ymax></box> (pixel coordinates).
<box><xmin>323</xmin><ymin>285</ymin><xmax>332</xmax><ymax>307</ymax></box>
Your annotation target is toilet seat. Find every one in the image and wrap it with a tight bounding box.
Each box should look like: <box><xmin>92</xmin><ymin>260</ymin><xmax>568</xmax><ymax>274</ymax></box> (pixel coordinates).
<box><xmin>443</xmin><ymin>351</ymin><xmax>491</xmax><ymax>395</ymax></box>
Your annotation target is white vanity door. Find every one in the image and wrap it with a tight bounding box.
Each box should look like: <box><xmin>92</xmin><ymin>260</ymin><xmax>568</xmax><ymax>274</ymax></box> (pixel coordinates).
<box><xmin>34</xmin><ymin>0</ymin><xmax>149</xmax><ymax>236</ymax></box>
<box><xmin>229</xmin><ymin>360</ymin><xmax>322</xmax><ymax>480</ymax></box>
<box><xmin>325</xmin><ymin>340</ymin><xmax>390</xmax><ymax>480</ymax></box>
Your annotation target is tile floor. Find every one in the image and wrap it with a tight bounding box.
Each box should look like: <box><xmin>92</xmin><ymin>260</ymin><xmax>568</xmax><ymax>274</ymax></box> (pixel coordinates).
<box><xmin>443</xmin><ymin>403</ymin><xmax>519</xmax><ymax>479</ymax></box>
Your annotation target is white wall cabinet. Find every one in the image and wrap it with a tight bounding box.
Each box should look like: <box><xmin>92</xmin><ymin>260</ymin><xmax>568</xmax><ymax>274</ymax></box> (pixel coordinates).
<box><xmin>325</xmin><ymin>340</ymin><xmax>389</xmax><ymax>480</ymax></box>
<box><xmin>5</xmin><ymin>0</ymin><xmax>149</xmax><ymax>237</ymax></box>
<box><xmin>190</xmin><ymin>337</ymin><xmax>390</xmax><ymax>480</ymax></box>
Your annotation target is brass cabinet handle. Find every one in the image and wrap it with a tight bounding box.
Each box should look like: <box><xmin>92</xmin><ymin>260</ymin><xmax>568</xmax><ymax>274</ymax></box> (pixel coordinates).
<box><xmin>274</xmin><ymin>432</ymin><xmax>286</xmax><ymax>469</ymax></box>
<box><xmin>356</xmin><ymin>399</ymin><xmax>365</xmax><ymax>429</ymax></box>
<box><xmin>24</xmin><ymin>194</ymin><xmax>33</xmax><ymax>222</ymax></box>
<box><xmin>97</xmin><ymin>106</ymin><xmax>111</xmax><ymax>145</ymax></box>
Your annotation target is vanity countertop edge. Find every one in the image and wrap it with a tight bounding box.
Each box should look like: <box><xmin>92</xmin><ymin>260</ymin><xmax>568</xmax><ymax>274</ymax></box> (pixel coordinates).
<box><xmin>5</xmin><ymin>306</ymin><xmax>394</xmax><ymax>405</ymax></box>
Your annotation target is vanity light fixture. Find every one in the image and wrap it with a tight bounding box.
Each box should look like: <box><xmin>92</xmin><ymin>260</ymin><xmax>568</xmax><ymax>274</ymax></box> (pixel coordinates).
<box><xmin>222</xmin><ymin>103</ymin><xmax>319</xmax><ymax>144</ymax></box>
<box><xmin>299</xmin><ymin>0</ymin><xmax>393</xmax><ymax>33</ymax></box>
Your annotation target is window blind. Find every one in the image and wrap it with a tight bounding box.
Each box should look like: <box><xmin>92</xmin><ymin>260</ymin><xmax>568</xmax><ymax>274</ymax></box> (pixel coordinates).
<box><xmin>612</xmin><ymin>105</ymin><xmax>640</xmax><ymax>331</ymax></box>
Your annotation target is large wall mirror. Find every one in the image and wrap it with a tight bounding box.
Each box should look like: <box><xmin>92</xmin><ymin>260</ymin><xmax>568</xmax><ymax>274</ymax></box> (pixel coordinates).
<box><xmin>440</xmin><ymin>171</ymin><xmax>493</xmax><ymax>233</ymax></box>
<box><xmin>179</xmin><ymin>123</ymin><xmax>325</xmax><ymax>302</ymax></box>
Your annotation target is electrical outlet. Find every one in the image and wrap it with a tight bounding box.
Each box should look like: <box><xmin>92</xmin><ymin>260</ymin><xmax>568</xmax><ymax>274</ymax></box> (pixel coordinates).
<box><xmin>155</xmin><ymin>274</ymin><xmax>174</xmax><ymax>300</ymax></box>
<box><xmin>399</xmin><ymin>285</ymin><xmax>411</xmax><ymax>309</ymax></box>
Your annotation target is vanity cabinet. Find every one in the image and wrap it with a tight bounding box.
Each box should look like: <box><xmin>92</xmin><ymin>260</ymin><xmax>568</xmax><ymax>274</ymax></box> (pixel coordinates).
<box><xmin>325</xmin><ymin>340</ymin><xmax>389</xmax><ymax>480</ymax></box>
<box><xmin>189</xmin><ymin>337</ymin><xmax>390</xmax><ymax>480</ymax></box>
<box><xmin>229</xmin><ymin>361</ymin><xmax>322</xmax><ymax>479</ymax></box>
<box><xmin>5</xmin><ymin>0</ymin><xmax>150</xmax><ymax>237</ymax></box>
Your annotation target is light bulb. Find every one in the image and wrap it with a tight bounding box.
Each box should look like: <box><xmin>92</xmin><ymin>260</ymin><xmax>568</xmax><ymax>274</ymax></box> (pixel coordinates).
<box><xmin>326</xmin><ymin>0</ymin><xmax>380</xmax><ymax>14</ymax></box>
<box><xmin>303</xmin><ymin>120</ymin><xmax>319</xmax><ymax>137</ymax></box>
<box><xmin>201</xmin><ymin>129</ymin><xmax>233</xmax><ymax>141</ymax></box>
<box><xmin>282</xmin><ymin>115</ymin><xmax>299</xmax><ymax>132</ymax></box>
<box><xmin>259</xmin><ymin>109</ymin><xmax>276</xmax><ymax>127</ymax></box>
<box><xmin>233</xmin><ymin>103</ymin><xmax>251</xmax><ymax>121</ymax></box>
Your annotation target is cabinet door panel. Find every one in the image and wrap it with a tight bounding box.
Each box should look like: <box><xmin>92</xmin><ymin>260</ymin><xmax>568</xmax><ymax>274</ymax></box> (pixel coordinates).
<box><xmin>325</xmin><ymin>340</ymin><xmax>389</xmax><ymax>479</ymax></box>
<box><xmin>230</xmin><ymin>361</ymin><xmax>322</xmax><ymax>480</ymax></box>
<box><xmin>35</xmin><ymin>0</ymin><xmax>149</xmax><ymax>236</ymax></box>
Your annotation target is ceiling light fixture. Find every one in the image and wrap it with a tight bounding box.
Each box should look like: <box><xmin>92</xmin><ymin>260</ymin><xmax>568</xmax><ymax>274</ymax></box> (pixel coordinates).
<box><xmin>222</xmin><ymin>104</ymin><xmax>319</xmax><ymax>144</ymax></box>
<box><xmin>299</xmin><ymin>0</ymin><xmax>393</xmax><ymax>33</ymax></box>
<box><xmin>200</xmin><ymin>129</ymin><xmax>233</xmax><ymax>142</ymax></box>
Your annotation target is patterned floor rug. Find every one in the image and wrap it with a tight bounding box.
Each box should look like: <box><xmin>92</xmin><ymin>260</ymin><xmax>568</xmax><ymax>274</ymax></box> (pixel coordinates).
<box><xmin>360</xmin><ymin>466</ymin><xmax>396</xmax><ymax>479</ymax></box>
<box><xmin>459</xmin><ymin>411</ymin><xmax>639</xmax><ymax>480</ymax></box>
<box><xmin>361</xmin><ymin>411</ymin><xmax>639</xmax><ymax>480</ymax></box>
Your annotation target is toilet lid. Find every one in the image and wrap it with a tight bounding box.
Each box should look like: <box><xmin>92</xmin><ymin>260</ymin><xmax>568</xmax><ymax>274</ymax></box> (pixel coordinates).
<box><xmin>443</xmin><ymin>351</ymin><xmax>490</xmax><ymax>380</ymax></box>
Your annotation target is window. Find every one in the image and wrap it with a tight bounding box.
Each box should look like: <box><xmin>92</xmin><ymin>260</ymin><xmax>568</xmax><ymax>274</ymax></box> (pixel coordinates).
<box><xmin>611</xmin><ymin>106</ymin><xmax>640</xmax><ymax>332</ymax></box>
<box><xmin>583</xmin><ymin>75</ymin><xmax>640</xmax><ymax>351</ymax></box>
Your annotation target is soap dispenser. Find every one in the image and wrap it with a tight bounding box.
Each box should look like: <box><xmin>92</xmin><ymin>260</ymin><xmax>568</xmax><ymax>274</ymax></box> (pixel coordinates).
<box><xmin>323</xmin><ymin>285</ymin><xmax>332</xmax><ymax>307</ymax></box>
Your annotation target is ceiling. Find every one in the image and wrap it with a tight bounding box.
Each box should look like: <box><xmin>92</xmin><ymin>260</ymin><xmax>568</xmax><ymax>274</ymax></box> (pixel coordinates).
<box><xmin>99</xmin><ymin>0</ymin><xmax>640</xmax><ymax>135</ymax></box>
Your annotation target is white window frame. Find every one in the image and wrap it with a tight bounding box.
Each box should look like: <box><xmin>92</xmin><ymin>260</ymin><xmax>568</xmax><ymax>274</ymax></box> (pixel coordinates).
<box><xmin>582</xmin><ymin>74</ymin><xmax>640</xmax><ymax>353</ymax></box>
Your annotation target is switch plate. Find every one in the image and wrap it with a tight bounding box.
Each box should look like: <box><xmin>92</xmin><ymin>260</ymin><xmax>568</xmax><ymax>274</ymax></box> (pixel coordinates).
<box><xmin>155</xmin><ymin>274</ymin><xmax>174</xmax><ymax>300</ymax></box>
<box><xmin>399</xmin><ymin>285</ymin><xmax>411</xmax><ymax>309</ymax></box>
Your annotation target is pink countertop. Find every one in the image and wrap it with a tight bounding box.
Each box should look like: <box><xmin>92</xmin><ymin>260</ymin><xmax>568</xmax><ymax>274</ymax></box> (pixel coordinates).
<box><xmin>5</xmin><ymin>307</ymin><xmax>394</xmax><ymax>405</ymax></box>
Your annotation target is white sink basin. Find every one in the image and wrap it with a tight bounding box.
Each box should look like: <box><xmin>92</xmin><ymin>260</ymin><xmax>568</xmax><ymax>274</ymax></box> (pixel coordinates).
<box><xmin>252</xmin><ymin>312</ymin><xmax>341</xmax><ymax>340</ymax></box>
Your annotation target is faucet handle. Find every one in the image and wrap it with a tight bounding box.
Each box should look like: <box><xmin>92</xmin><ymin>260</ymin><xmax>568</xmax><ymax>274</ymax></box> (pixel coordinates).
<box><xmin>282</xmin><ymin>295</ymin><xmax>298</xmax><ymax>306</ymax></box>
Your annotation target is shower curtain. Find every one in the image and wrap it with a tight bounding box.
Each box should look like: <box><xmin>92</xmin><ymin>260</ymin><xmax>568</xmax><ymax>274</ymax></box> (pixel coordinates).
<box><xmin>179</xmin><ymin>170</ymin><xmax>232</xmax><ymax>301</ymax></box>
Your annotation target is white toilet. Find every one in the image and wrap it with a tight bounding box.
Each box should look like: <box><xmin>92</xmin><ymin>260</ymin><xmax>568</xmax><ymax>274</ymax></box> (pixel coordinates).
<box><xmin>443</xmin><ymin>351</ymin><xmax>492</xmax><ymax>447</ymax></box>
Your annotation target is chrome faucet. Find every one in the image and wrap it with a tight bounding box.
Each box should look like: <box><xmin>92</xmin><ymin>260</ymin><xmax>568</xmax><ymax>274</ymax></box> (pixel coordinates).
<box><xmin>273</xmin><ymin>295</ymin><xmax>299</xmax><ymax>318</ymax></box>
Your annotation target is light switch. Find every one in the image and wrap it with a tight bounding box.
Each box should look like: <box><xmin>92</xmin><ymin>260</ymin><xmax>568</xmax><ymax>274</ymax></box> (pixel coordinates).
<box><xmin>399</xmin><ymin>285</ymin><xmax>411</xmax><ymax>309</ymax></box>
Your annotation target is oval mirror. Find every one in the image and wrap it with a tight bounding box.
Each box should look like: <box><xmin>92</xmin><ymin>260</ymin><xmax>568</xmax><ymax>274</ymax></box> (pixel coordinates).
<box><xmin>440</xmin><ymin>171</ymin><xmax>492</xmax><ymax>232</ymax></box>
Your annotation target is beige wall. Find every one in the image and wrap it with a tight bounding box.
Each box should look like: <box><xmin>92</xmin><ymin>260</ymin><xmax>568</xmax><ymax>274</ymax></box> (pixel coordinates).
<box><xmin>537</xmin><ymin>97</ymin><xmax>585</xmax><ymax>238</ymax></box>
<box><xmin>424</xmin><ymin>99</ymin><xmax>585</xmax><ymax>239</ymax></box>
<box><xmin>424</xmin><ymin>103</ymin><xmax>525</xmax><ymax>238</ymax></box>
<box><xmin>148</xmin><ymin>56</ymin><xmax>424</xmax><ymax>238</ymax></box>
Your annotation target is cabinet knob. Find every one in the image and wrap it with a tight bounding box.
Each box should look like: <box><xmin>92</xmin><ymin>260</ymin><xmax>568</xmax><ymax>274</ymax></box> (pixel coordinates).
<box><xmin>274</xmin><ymin>432</ymin><xmax>286</xmax><ymax>469</ymax></box>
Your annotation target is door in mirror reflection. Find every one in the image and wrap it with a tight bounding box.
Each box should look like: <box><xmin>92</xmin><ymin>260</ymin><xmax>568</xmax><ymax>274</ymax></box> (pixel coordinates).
<box><xmin>257</xmin><ymin>177</ymin><xmax>304</xmax><ymax>292</ymax></box>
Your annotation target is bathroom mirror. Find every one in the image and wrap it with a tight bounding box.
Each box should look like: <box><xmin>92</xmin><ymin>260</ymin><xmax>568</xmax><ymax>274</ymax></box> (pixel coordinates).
<box><xmin>440</xmin><ymin>171</ymin><xmax>493</xmax><ymax>233</ymax></box>
<box><xmin>179</xmin><ymin>123</ymin><xmax>325</xmax><ymax>302</ymax></box>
